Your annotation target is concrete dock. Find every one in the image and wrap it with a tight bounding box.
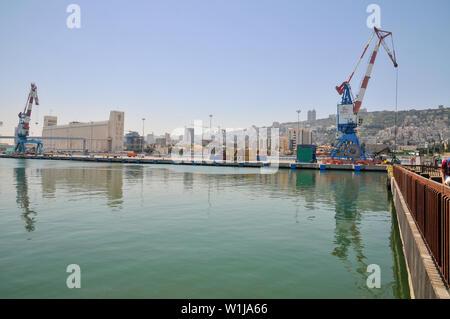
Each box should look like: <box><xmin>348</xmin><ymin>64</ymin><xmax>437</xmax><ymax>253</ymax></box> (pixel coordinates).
<box><xmin>0</xmin><ymin>154</ymin><xmax>387</xmax><ymax>172</ymax></box>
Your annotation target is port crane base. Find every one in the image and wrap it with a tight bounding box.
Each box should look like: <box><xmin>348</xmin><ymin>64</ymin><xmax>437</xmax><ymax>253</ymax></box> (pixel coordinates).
<box><xmin>15</xmin><ymin>138</ymin><xmax>44</xmax><ymax>155</ymax></box>
<box><xmin>330</xmin><ymin>83</ymin><xmax>367</xmax><ymax>161</ymax></box>
<box><xmin>330</xmin><ymin>131</ymin><xmax>367</xmax><ymax>160</ymax></box>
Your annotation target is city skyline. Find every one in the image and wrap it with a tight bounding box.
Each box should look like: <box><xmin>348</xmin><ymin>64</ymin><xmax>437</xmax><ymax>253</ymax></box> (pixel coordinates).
<box><xmin>1</xmin><ymin>0</ymin><xmax>449</xmax><ymax>137</ymax></box>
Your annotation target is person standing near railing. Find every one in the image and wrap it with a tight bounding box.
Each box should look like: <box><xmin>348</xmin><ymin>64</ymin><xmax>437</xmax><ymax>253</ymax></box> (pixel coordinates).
<box><xmin>442</xmin><ymin>158</ymin><xmax>450</xmax><ymax>186</ymax></box>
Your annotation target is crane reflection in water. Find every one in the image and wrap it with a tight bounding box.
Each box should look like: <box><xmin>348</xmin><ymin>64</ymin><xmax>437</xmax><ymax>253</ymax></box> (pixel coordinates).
<box><xmin>327</xmin><ymin>171</ymin><xmax>373</xmax><ymax>295</ymax></box>
<box><xmin>14</xmin><ymin>161</ymin><xmax>36</xmax><ymax>232</ymax></box>
<box><xmin>325</xmin><ymin>171</ymin><xmax>409</xmax><ymax>298</ymax></box>
<box><xmin>14</xmin><ymin>162</ymin><xmax>126</xmax><ymax>232</ymax></box>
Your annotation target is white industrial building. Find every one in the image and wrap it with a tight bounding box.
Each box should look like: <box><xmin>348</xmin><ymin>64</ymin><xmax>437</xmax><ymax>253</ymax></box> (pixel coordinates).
<box><xmin>41</xmin><ymin>111</ymin><xmax>124</xmax><ymax>152</ymax></box>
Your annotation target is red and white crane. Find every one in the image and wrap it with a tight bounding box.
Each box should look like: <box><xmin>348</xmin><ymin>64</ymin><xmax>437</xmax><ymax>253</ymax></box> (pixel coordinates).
<box><xmin>15</xmin><ymin>83</ymin><xmax>44</xmax><ymax>153</ymax></box>
<box><xmin>335</xmin><ymin>27</ymin><xmax>398</xmax><ymax>115</ymax></box>
<box><xmin>17</xmin><ymin>83</ymin><xmax>39</xmax><ymax>138</ymax></box>
<box><xmin>330</xmin><ymin>27</ymin><xmax>398</xmax><ymax>160</ymax></box>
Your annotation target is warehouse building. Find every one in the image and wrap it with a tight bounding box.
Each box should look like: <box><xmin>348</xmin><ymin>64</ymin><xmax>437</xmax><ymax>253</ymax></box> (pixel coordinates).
<box><xmin>41</xmin><ymin>111</ymin><xmax>124</xmax><ymax>152</ymax></box>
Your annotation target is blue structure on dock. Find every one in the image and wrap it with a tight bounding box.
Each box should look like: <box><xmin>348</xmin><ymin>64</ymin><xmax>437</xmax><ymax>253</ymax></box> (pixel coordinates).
<box><xmin>329</xmin><ymin>83</ymin><xmax>366</xmax><ymax>160</ymax></box>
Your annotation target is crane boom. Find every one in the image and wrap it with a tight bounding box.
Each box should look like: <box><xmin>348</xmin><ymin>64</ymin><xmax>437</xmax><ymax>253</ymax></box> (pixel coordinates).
<box><xmin>353</xmin><ymin>39</ymin><xmax>381</xmax><ymax>115</ymax></box>
<box><xmin>335</xmin><ymin>33</ymin><xmax>375</xmax><ymax>96</ymax></box>
<box><xmin>17</xmin><ymin>83</ymin><xmax>39</xmax><ymax>138</ymax></box>
<box><xmin>353</xmin><ymin>27</ymin><xmax>398</xmax><ymax>114</ymax></box>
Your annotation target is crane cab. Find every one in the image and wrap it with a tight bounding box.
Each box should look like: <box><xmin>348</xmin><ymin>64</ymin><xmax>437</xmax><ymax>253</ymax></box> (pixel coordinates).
<box><xmin>337</xmin><ymin>103</ymin><xmax>358</xmax><ymax>131</ymax></box>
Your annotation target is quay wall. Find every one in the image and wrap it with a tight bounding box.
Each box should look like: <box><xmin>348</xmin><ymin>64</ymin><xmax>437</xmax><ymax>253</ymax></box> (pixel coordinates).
<box><xmin>391</xmin><ymin>177</ymin><xmax>450</xmax><ymax>299</ymax></box>
<box><xmin>0</xmin><ymin>154</ymin><xmax>387</xmax><ymax>171</ymax></box>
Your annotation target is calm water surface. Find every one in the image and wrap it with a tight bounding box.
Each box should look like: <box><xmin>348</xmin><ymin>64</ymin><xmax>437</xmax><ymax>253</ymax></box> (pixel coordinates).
<box><xmin>0</xmin><ymin>158</ymin><xmax>409</xmax><ymax>298</ymax></box>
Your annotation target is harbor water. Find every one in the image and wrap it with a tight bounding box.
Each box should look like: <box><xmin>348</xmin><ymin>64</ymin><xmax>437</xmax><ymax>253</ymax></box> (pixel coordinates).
<box><xmin>0</xmin><ymin>158</ymin><xmax>409</xmax><ymax>298</ymax></box>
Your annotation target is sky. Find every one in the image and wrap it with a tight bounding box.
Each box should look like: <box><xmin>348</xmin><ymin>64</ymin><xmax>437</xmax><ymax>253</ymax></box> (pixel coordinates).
<box><xmin>0</xmin><ymin>0</ymin><xmax>449</xmax><ymax>137</ymax></box>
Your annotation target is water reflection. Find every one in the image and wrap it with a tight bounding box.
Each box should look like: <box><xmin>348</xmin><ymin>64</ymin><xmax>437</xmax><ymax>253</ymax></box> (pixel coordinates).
<box><xmin>13</xmin><ymin>163</ymin><xmax>126</xmax><ymax>231</ymax></box>
<box><xmin>10</xmin><ymin>161</ymin><xmax>409</xmax><ymax>297</ymax></box>
<box><xmin>157</xmin><ymin>168</ymin><xmax>400</xmax><ymax>297</ymax></box>
<box><xmin>41</xmin><ymin>165</ymin><xmax>124</xmax><ymax>208</ymax></box>
<box><xmin>325</xmin><ymin>172</ymin><xmax>409</xmax><ymax>298</ymax></box>
<box><xmin>183</xmin><ymin>172</ymin><xmax>194</xmax><ymax>191</ymax></box>
<box><xmin>124</xmin><ymin>164</ymin><xmax>143</xmax><ymax>182</ymax></box>
<box><xmin>328</xmin><ymin>172</ymin><xmax>371</xmax><ymax>295</ymax></box>
<box><xmin>389</xmin><ymin>193</ymin><xmax>411</xmax><ymax>299</ymax></box>
<box><xmin>187</xmin><ymin>169</ymin><xmax>405</xmax><ymax>298</ymax></box>
<box><xmin>14</xmin><ymin>163</ymin><xmax>36</xmax><ymax>232</ymax></box>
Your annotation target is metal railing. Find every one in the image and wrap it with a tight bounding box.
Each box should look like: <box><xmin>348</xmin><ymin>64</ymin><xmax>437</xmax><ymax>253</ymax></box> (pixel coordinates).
<box><xmin>393</xmin><ymin>165</ymin><xmax>450</xmax><ymax>286</ymax></box>
<box><xmin>401</xmin><ymin>164</ymin><xmax>441</xmax><ymax>177</ymax></box>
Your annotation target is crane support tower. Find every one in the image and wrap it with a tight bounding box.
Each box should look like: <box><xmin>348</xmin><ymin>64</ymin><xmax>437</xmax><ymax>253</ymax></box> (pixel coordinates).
<box><xmin>15</xmin><ymin>83</ymin><xmax>44</xmax><ymax>154</ymax></box>
<box><xmin>330</xmin><ymin>27</ymin><xmax>398</xmax><ymax>160</ymax></box>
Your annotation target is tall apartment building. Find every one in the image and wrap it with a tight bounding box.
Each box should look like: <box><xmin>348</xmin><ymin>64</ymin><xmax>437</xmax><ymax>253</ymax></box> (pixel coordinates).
<box><xmin>287</xmin><ymin>128</ymin><xmax>313</xmax><ymax>149</ymax></box>
<box><xmin>307</xmin><ymin>109</ymin><xmax>316</xmax><ymax>122</ymax></box>
<box><xmin>164</xmin><ymin>133</ymin><xmax>171</xmax><ymax>145</ymax></box>
<box><xmin>146</xmin><ymin>133</ymin><xmax>155</xmax><ymax>145</ymax></box>
<box><xmin>184</xmin><ymin>127</ymin><xmax>194</xmax><ymax>144</ymax></box>
<box><xmin>42</xmin><ymin>111</ymin><xmax>124</xmax><ymax>152</ymax></box>
<box><xmin>279</xmin><ymin>136</ymin><xmax>290</xmax><ymax>154</ymax></box>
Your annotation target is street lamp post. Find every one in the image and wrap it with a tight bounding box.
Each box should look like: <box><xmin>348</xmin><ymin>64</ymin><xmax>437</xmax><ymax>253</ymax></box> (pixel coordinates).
<box><xmin>142</xmin><ymin>118</ymin><xmax>145</xmax><ymax>154</ymax></box>
<box><xmin>90</xmin><ymin>121</ymin><xmax>93</xmax><ymax>153</ymax></box>
<box><xmin>209</xmin><ymin>114</ymin><xmax>213</xmax><ymax>140</ymax></box>
<box><xmin>296</xmin><ymin>109</ymin><xmax>301</xmax><ymax>147</ymax></box>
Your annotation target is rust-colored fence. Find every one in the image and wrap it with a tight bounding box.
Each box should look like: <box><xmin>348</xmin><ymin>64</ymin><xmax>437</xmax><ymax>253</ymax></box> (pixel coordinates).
<box><xmin>401</xmin><ymin>164</ymin><xmax>441</xmax><ymax>177</ymax></box>
<box><xmin>393</xmin><ymin>165</ymin><xmax>450</xmax><ymax>286</ymax></box>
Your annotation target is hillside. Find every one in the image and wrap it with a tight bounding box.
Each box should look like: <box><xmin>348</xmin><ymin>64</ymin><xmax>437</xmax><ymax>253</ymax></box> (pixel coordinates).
<box><xmin>281</xmin><ymin>106</ymin><xmax>450</xmax><ymax>146</ymax></box>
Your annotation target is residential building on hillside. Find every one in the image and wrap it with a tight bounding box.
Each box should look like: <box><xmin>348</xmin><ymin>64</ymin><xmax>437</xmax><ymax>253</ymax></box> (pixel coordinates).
<box><xmin>307</xmin><ymin>109</ymin><xmax>316</xmax><ymax>122</ymax></box>
<box><xmin>287</xmin><ymin>128</ymin><xmax>313</xmax><ymax>149</ymax></box>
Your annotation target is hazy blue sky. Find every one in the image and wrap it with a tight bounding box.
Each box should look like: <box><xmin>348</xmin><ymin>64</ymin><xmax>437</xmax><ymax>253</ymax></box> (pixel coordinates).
<box><xmin>0</xmin><ymin>0</ymin><xmax>449</xmax><ymax>136</ymax></box>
